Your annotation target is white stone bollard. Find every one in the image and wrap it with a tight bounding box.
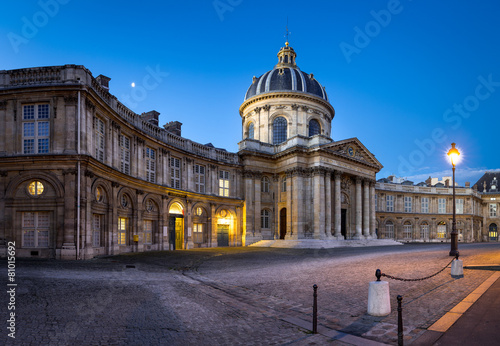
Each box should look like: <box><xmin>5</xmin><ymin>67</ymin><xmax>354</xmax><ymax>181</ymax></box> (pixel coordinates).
<box><xmin>451</xmin><ymin>259</ymin><xmax>464</xmax><ymax>278</ymax></box>
<box><xmin>367</xmin><ymin>280</ymin><xmax>391</xmax><ymax>316</ymax></box>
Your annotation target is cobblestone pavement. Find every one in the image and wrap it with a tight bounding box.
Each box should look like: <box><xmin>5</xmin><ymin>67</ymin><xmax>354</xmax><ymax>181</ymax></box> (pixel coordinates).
<box><xmin>1</xmin><ymin>243</ymin><xmax>499</xmax><ymax>345</ymax></box>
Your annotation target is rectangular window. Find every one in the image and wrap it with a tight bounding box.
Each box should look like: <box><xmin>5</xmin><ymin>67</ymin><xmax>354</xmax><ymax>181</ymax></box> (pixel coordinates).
<box><xmin>420</xmin><ymin>224</ymin><xmax>429</xmax><ymax>239</ymax></box>
<box><xmin>118</xmin><ymin>217</ymin><xmax>128</xmax><ymax>245</ymax></box>
<box><xmin>386</xmin><ymin>195</ymin><xmax>394</xmax><ymax>212</ymax></box>
<box><xmin>438</xmin><ymin>198</ymin><xmax>446</xmax><ymax>214</ymax></box>
<box><xmin>421</xmin><ymin>197</ymin><xmax>429</xmax><ymax>213</ymax></box>
<box><xmin>194</xmin><ymin>164</ymin><xmax>205</xmax><ymax>193</ymax></box>
<box><xmin>23</xmin><ymin>104</ymin><xmax>50</xmax><ymax>154</ymax></box>
<box><xmin>145</xmin><ymin>147</ymin><xmax>156</xmax><ymax>183</ymax></box>
<box><xmin>170</xmin><ymin>157</ymin><xmax>181</xmax><ymax>189</ymax></box>
<box><xmin>219</xmin><ymin>170</ymin><xmax>230</xmax><ymax>197</ymax></box>
<box><xmin>22</xmin><ymin>211</ymin><xmax>50</xmax><ymax>248</ymax></box>
<box><xmin>490</xmin><ymin>203</ymin><xmax>498</xmax><ymax>217</ymax></box>
<box><xmin>143</xmin><ymin>220</ymin><xmax>153</xmax><ymax>244</ymax></box>
<box><xmin>375</xmin><ymin>194</ymin><xmax>378</xmax><ymax>212</ymax></box>
<box><xmin>404</xmin><ymin>196</ymin><xmax>412</xmax><ymax>213</ymax></box>
<box><xmin>95</xmin><ymin>117</ymin><xmax>105</xmax><ymax>162</ymax></box>
<box><xmin>193</xmin><ymin>223</ymin><xmax>203</xmax><ymax>244</ymax></box>
<box><xmin>456</xmin><ymin>199</ymin><xmax>464</xmax><ymax>215</ymax></box>
<box><xmin>119</xmin><ymin>135</ymin><xmax>131</xmax><ymax>175</ymax></box>
<box><xmin>92</xmin><ymin>214</ymin><xmax>102</xmax><ymax>247</ymax></box>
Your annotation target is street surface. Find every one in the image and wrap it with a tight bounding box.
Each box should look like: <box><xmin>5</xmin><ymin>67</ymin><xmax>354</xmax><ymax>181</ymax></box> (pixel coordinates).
<box><xmin>1</xmin><ymin>243</ymin><xmax>499</xmax><ymax>345</ymax></box>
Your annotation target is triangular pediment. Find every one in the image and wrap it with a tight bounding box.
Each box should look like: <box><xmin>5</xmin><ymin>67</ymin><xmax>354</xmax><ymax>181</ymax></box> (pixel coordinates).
<box><xmin>320</xmin><ymin>138</ymin><xmax>383</xmax><ymax>171</ymax></box>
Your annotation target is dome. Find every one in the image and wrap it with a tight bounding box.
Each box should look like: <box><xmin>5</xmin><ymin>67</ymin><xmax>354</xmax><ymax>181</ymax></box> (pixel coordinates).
<box><xmin>244</xmin><ymin>42</ymin><xmax>328</xmax><ymax>102</ymax></box>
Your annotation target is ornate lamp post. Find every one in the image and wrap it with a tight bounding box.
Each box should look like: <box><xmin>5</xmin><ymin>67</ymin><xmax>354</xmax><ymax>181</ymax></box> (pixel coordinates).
<box><xmin>448</xmin><ymin>143</ymin><xmax>460</xmax><ymax>256</ymax></box>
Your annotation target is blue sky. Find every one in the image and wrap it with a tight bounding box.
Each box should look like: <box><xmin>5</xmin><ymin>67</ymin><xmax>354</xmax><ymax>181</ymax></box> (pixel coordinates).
<box><xmin>2</xmin><ymin>0</ymin><xmax>500</xmax><ymax>186</ymax></box>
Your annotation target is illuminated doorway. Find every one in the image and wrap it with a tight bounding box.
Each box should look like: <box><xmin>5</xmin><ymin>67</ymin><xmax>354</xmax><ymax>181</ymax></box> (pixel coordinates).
<box><xmin>489</xmin><ymin>223</ymin><xmax>498</xmax><ymax>241</ymax></box>
<box><xmin>217</xmin><ymin>209</ymin><xmax>231</xmax><ymax>247</ymax></box>
<box><xmin>169</xmin><ymin>202</ymin><xmax>184</xmax><ymax>250</ymax></box>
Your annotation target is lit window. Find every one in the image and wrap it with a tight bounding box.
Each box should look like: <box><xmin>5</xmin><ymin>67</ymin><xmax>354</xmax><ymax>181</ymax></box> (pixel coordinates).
<box><xmin>308</xmin><ymin>119</ymin><xmax>321</xmax><ymax>136</ymax></box>
<box><xmin>28</xmin><ymin>181</ymin><xmax>44</xmax><ymax>196</ymax></box>
<box><xmin>145</xmin><ymin>147</ymin><xmax>156</xmax><ymax>183</ymax></box>
<box><xmin>94</xmin><ymin>117</ymin><xmax>105</xmax><ymax>162</ymax></box>
<box><xmin>490</xmin><ymin>203</ymin><xmax>497</xmax><ymax>217</ymax></box>
<box><xmin>196</xmin><ymin>207</ymin><xmax>203</xmax><ymax>216</ymax></box>
<box><xmin>386</xmin><ymin>195</ymin><xmax>394</xmax><ymax>212</ymax></box>
<box><xmin>421</xmin><ymin>197</ymin><xmax>429</xmax><ymax>213</ymax></box>
<box><xmin>170</xmin><ymin>157</ymin><xmax>181</xmax><ymax>189</ymax></box>
<box><xmin>248</xmin><ymin>123</ymin><xmax>254</xmax><ymax>139</ymax></box>
<box><xmin>119</xmin><ymin>135</ymin><xmax>131</xmax><ymax>175</ymax></box>
<box><xmin>22</xmin><ymin>212</ymin><xmax>50</xmax><ymax>248</ymax></box>
<box><xmin>219</xmin><ymin>170</ymin><xmax>229</xmax><ymax>197</ymax></box>
<box><xmin>456</xmin><ymin>199</ymin><xmax>464</xmax><ymax>214</ymax></box>
<box><xmin>23</xmin><ymin>104</ymin><xmax>50</xmax><ymax>154</ymax></box>
<box><xmin>437</xmin><ymin>222</ymin><xmax>447</xmax><ymax>238</ymax></box>
<box><xmin>261</xmin><ymin>176</ymin><xmax>270</xmax><ymax>193</ymax></box>
<box><xmin>143</xmin><ymin>220</ymin><xmax>153</xmax><ymax>244</ymax></box>
<box><xmin>438</xmin><ymin>198</ymin><xmax>446</xmax><ymax>214</ymax></box>
<box><xmin>273</xmin><ymin>117</ymin><xmax>287</xmax><ymax>144</ymax></box>
<box><xmin>261</xmin><ymin>209</ymin><xmax>270</xmax><ymax>229</ymax></box>
<box><xmin>96</xmin><ymin>186</ymin><xmax>103</xmax><ymax>202</ymax></box>
<box><xmin>194</xmin><ymin>164</ymin><xmax>205</xmax><ymax>193</ymax></box>
<box><xmin>404</xmin><ymin>196</ymin><xmax>412</xmax><ymax>213</ymax></box>
<box><xmin>93</xmin><ymin>214</ymin><xmax>102</xmax><ymax>247</ymax></box>
<box><xmin>118</xmin><ymin>217</ymin><xmax>128</xmax><ymax>245</ymax></box>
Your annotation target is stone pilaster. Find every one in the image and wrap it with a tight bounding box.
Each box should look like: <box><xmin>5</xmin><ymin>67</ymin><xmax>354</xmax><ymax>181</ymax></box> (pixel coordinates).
<box><xmin>370</xmin><ymin>182</ymin><xmax>377</xmax><ymax>238</ymax></box>
<box><xmin>313</xmin><ymin>168</ymin><xmax>325</xmax><ymax>239</ymax></box>
<box><xmin>334</xmin><ymin>171</ymin><xmax>342</xmax><ymax>239</ymax></box>
<box><xmin>325</xmin><ymin>171</ymin><xmax>332</xmax><ymax>238</ymax></box>
<box><xmin>363</xmin><ymin>180</ymin><xmax>371</xmax><ymax>238</ymax></box>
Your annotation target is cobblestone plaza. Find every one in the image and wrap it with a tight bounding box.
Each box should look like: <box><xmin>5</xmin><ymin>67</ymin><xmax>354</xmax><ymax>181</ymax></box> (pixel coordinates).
<box><xmin>2</xmin><ymin>242</ymin><xmax>500</xmax><ymax>345</ymax></box>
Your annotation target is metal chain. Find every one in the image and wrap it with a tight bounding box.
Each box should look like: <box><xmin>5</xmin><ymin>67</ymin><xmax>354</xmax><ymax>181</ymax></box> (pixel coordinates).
<box><xmin>381</xmin><ymin>257</ymin><xmax>456</xmax><ymax>282</ymax></box>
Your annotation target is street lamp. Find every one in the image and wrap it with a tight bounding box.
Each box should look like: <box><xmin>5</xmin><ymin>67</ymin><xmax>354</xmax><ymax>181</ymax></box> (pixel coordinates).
<box><xmin>448</xmin><ymin>143</ymin><xmax>460</xmax><ymax>256</ymax></box>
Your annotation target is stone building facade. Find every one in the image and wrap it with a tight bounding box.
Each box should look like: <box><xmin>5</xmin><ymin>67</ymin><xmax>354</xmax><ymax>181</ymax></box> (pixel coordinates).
<box><xmin>0</xmin><ymin>43</ymin><xmax>497</xmax><ymax>259</ymax></box>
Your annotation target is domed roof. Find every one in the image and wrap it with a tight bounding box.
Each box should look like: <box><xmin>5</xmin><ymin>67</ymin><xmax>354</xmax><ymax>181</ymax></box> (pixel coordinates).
<box><xmin>244</xmin><ymin>42</ymin><xmax>328</xmax><ymax>102</ymax></box>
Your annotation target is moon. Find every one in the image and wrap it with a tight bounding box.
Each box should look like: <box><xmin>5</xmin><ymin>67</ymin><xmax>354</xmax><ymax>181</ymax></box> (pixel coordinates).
<box><xmin>131</xmin><ymin>82</ymin><xmax>135</xmax><ymax>87</ymax></box>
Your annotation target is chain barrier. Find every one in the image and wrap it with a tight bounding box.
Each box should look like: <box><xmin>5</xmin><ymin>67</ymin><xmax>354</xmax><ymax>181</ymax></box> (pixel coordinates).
<box><xmin>378</xmin><ymin>256</ymin><xmax>457</xmax><ymax>282</ymax></box>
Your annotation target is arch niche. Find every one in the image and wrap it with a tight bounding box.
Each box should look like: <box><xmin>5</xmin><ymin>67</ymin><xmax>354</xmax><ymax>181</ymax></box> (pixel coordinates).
<box><xmin>168</xmin><ymin>202</ymin><xmax>184</xmax><ymax>250</ymax></box>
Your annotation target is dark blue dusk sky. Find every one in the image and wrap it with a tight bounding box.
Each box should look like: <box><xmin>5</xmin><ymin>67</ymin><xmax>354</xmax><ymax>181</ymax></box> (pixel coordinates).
<box><xmin>2</xmin><ymin>0</ymin><xmax>500</xmax><ymax>185</ymax></box>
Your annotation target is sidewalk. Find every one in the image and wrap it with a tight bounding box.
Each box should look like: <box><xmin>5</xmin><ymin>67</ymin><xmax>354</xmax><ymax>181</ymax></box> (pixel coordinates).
<box><xmin>413</xmin><ymin>270</ymin><xmax>500</xmax><ymax>345</ymax></box>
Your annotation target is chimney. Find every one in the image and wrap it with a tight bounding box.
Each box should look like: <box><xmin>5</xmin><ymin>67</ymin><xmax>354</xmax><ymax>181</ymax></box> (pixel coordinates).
<box><xmin>140</xmin><ymin>110</ymin><xmax>160</xmax><ymax>126</ymax></box>
<box><xmin>444</xmin><ymin>179</ymin><xmax>450</xmax><ymax>187</ymax></box>
<box><xmin>95</xmin><ymin>74</ymin><xmax>111</xmax><ymax>91</ymax></box>
<box><xmin>164</xmin><ymin>121</ymin><xmax>182</xmax><ymax>136</ymax></box>
<box><xmin>465</xmin><ymin>182</ymin><xmax>470</xmax><ymax>188</ymax></box>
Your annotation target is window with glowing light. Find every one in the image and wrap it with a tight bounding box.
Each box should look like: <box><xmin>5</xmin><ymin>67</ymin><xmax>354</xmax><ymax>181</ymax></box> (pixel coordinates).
<box><xmin>437</xmin><ymin>222</ymin><xmax>447</xmax><ymax>238</ymax></box>
<box><xmin>219</xmin><ymin>170</ymin><xmax>229</xmax><ymax>197</ymax></box>
<box><xmin>118</xmin><ymin>217</ymin><xmax>128</xmax><ymax>245</ymax></box>
<box><xmin>22</xmin><ymin>212</ymin><xmax>50</xmax><ymax>248</ymax></box>
<box><xmin>96</xmin><ymin>186</ymin><xmax>104</xmax><ymax>202</ymax></box>
<box><xmin>193</xmin><ymin>223</ymin><xmax>203</xmax><ymax>244</ymax></box>
<box><xmin>28</xmin><ymin>181</ymin><xmax>44</xmax><ymax>196</ymax></box>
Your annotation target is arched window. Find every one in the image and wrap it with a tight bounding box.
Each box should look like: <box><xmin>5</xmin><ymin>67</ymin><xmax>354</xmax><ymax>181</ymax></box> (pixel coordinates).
<box><xmin>385</xmin><ymin>221</ymin><xmax>394</xmax><ymax>239</ymax></box>
<box><xmin>420</xmin><ymin>222</ymin><xmax>429</xmax><ymax>239</ymax></box>
<box><xmin>437</xmin><ymin>221</ymin><xmax>447</xmax><ymax>238</ymax></box>
<box><xmin>248</xmin><ymin>123</ymin><xmax>254</xmax><ymax>139</ymax></box>
<box><xmin>273</xmin><ymin>117</ymin><xmax>287</xmax><ymax>144</ymax></box>
<box><xmin>308</xmin><ymin>119</ymin><xmax>321</xmax><ymax>136</ymax></box>
<box><xmin>403</xmin><ymin>221</ymin><xmax>412</xmax><ymax>240</ymax></box>
<box><xmin>28</xmin><ymin>181</ymin><xmax>44</xmax><ymax>196</ymax></box>
<box><xmin>261</xmin><ymin>176</ymin><xmax>270</xmax><ymax>193</ymax></box>
<box><xmin>489</xmin><ymin>223</ymin><xmax>498</xmax><ymax>241</ymax></box>
<box><xmin>261</xmin><ymin>209</ymin><xmax>270</xmax><ymax>229</ymax></box>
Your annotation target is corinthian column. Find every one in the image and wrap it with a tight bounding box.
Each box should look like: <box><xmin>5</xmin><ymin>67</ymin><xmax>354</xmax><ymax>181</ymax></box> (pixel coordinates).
<box><xmin>363</xmin><ymin>180</ymin><xmax>371</xmax><ymax>238</ymax></box>
<box><xmin>370</xmin><ymin>182</ymin><xmax>377</xmax><ymax>238</ymax></box>
<box><xmin>334</xmin><ymin>171</ymin><xmax>342</xmax><ymax>239</ymax></box>
<box><xmin>325</xmin><ymin>171</ymin><xmax>332</xmax><ymax>238</ymax></box>
<box><xmin>355</xmin><ymin>177</ymin><xmax>363</xmax><ymax>239</ymax></box>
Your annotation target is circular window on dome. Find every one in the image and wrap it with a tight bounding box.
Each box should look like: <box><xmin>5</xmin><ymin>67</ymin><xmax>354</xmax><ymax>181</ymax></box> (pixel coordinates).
<box><xmin>121</xmin><ymin>194</ymin><xmax>129</xmax><ymax>208</ymax></box>
<box><xmin>28</xmin><ymin>180</ymin><xmax>44</xmax><ymax>197</ymax></box>
<box><xmin>146</xmin><ymin>199</ymin><xmax>155</xmax><ymax>212</ymax></box>
<box><xmin>96</xmin><ymin>187</ymin><xmax>104</xmax><ymax>202</ymax></box>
